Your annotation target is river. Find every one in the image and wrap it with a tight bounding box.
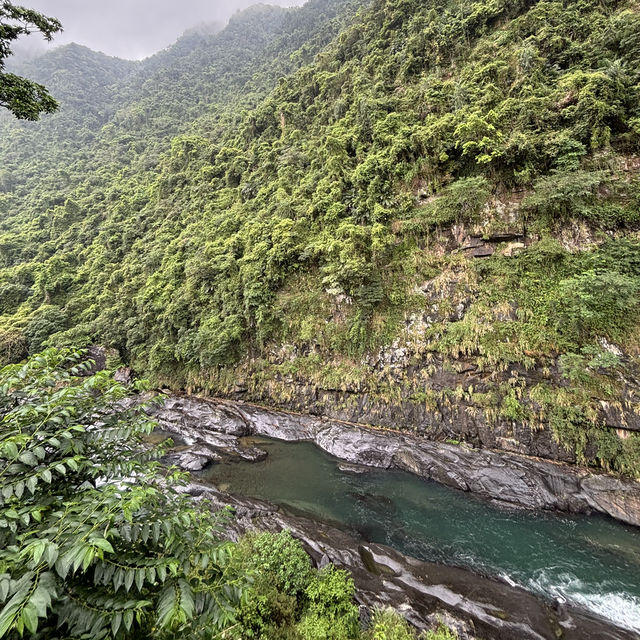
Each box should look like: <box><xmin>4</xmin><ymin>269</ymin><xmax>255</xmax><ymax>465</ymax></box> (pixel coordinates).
<box><xmin>199</xmin><ymin>436</ymin><xmax>640</xmax><ymax>633</ymax></box>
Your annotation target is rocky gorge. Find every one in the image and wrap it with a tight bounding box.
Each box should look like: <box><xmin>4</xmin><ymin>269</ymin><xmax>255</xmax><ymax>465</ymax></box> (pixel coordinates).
<box><xmin>151</xmin><ymin>394</ymin><xmax>640</xmax><ymax>527</ymax></box>
<box><xmin>184</xmin><ymin>482</ymin><xmax>636</xmax><ymax>640</ymax></box>
<box><xmin>142</xmin><ymin>393</ymin><xmax>640</xmax><ymax>640</ymax></box>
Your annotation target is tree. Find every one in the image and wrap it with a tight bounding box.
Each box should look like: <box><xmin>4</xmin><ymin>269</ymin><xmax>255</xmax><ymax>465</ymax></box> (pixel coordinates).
<box><xmin>0</xmin><ymin>1</ymin><xmax>62</xmax><ymax>120</ymax></box>
<box><xmin>0</xmin><ymin>349</ymin><xmax>244</xmax><ymax>639</ymax></box>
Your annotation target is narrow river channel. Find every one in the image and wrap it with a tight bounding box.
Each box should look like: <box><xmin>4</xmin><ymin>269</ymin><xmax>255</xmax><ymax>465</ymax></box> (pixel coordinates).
<box><xmin>199</xmin><ymin>436</ymin><xmax>640</xmax><ymax>633</ymax></box>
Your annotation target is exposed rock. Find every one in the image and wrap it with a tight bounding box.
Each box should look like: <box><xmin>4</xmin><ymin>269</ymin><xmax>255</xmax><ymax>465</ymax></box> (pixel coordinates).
<box><xmin>502</xmin><ymin>241</ymin><xmax>525</xmax><ymax>256</ymax></box>
<box><xmin>235</xmin><ymin>353</ymin><xmax>640</xmax><ymax>467</ymax></box>
<box><xmin>151</xmin><ymin>397</ymin><xmax>266</xmax><ymax>466</ymax></box>
<box><xmin>338</xmin><ymin>461</ymin><xmax>373</xmax><ymax>474</ymax></box>
<box><xmin>598</xmin><ymin>337</ymin><xmax>624</xmax><ymax>358</ymax></box>
<box><xmin>153</xmin><ymin>396</ymin><xmax>640</xmax><ymax>528</ymax></box>
<box><xmin>471</xmin><ymin>244</ymin><xmax>495</xmax><ymax>258</ymax></box>
<box><xmin>186</xmin><ymin>482</ymin><xmax>636</xmax><ymax>640</ymax></box>
<box><xmin>155</xmin><ymin>396</ymin><xmax>250</xmax><ymax>437</ymax></box>
<box><xmin>166</xmin><ymin>443</ymin><xmax>221</xmax><ymax>471</ymax></box>
<box><xmin>114</xmin><ymin>367</ymin><xmax>132</xmax><ymax>384</ymax></box>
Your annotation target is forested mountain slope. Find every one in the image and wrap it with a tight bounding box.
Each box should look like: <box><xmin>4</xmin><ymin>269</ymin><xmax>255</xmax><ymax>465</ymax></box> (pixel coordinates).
<box><xmin>1</xmin><ymin>0</ymin><xmax>639</xmax><ymax>476</ymax></box>
<box><xmin>0</xmin><ymin>1</ymin><xmax>358</xmax><ymax>206</ymax></box>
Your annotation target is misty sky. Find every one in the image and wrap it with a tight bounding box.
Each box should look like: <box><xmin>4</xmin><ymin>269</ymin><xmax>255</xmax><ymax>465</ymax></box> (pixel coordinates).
<box><xmin>21</xmin><ymin>0</ymin><xmax>306</xmax><ymax>60</ymax></box>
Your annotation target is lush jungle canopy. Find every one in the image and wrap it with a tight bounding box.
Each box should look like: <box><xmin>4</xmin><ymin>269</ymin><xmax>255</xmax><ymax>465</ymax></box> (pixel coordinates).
<box><xmin>0</xmin><ymin>0</ymin><xmax>639</xmax><ymax>475</ymax></box>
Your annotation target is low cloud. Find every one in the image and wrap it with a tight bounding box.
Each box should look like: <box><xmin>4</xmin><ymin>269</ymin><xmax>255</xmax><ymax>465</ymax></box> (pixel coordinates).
<box><xmin>21</xmin><ymin>0</ymin><xmax>305</xmax><ymax>60</ymax></box>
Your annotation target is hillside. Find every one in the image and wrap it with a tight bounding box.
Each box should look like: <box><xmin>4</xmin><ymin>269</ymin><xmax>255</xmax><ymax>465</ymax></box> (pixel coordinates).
<box><xmin>0</xmin><ymin>0</ymin><xmax>639</xmax><ymax>477</ymax></box>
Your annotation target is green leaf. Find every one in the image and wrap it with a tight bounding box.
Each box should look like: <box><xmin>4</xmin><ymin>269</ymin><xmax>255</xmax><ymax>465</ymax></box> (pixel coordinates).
<box><xmin>41</xmin><ymin>469</ymin><xmax>52</xmax><ymax>484</ymax></box>
<box><xmin>21</xmin><ymin>602</ymin><xmax>38</xmax><ymax>634</ymax></box>
<box><xmin>113</xmin><ymin>568</ymin><xmax>124</xmax><ymax>592</ymax></box>
<box><xmin>45</xmin><ymin>543</ymin><xmax>59</xmax><ymax>566</ymax></box>
<box><xmin>81</xmin><ymin>547</ymin><xmax>95</xmax><ymax>572</ymax></box>
<box><xmin>18</xmin><ymin>451</ymin><xmax>37</xmax><ymax>466</ymax></box>
<box><xmin>135</xmin><ymin>569</ymin><xmax>145</xmax><ymax>592</ymax></box>
<box><xmin>4</xmin><ymin>442</ymin><xmax>18</xmax><ymax>459</ymax></box>
<box><xmin>92</xmin><ymin>538</ymin><xmax>114</xmax><ymax>554</ymax></box>
<box><xmin>14</xmin><ymin>482</ymin><xmax>24</xmax><ymax>499</ymax></box>
<box><xmin>124</xmin><ymin>569</ymin><xmax>134</xmax><ymax>592</ymax></box>
<box><xmin>111</xmin><ymin>612</ymin><xmax>122</xmax><ymax>637</ymax></box>
<box><xmin>25</xmin><ymin>476</ymin><xmax>37</xmax><ymax>494</ymax></box>
<box><xmin>0</xmin><ymin>579</ymin><xmax>9</xmax><ymax>603</ymax></box>
<box><xmin>123</xmin><ymin>609</ymin><xmax>134</xmax><ymax>631</ymax></box>
<box><xmin>32</xmin><ymin>541</ymin><xmax>46</xmax><ymax>564</ymax></box>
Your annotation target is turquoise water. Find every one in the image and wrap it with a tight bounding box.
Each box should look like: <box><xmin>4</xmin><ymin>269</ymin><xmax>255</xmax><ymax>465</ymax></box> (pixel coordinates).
<box><xmin>201</xmin><ymin>437</ymin><xmax>640</xmax><ymax>632</ymax></box>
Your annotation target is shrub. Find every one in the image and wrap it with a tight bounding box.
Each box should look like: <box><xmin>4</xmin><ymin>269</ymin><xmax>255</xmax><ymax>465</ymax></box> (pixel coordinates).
<box><xmin>296</xmin><ymin>566</ymin><xmax>359</xmax><ymax>639</ymax></box>
<box><xmin>238</xmin><ymin>531</ymin><xmax>313</xmax><ymax>598</ymax></box>
<box><xmin>0</xmin><ymin>349</ymin><xmax>243</xmax><ymax>639</ymax></box>
<box><xmin>230</xmin><ymin>532</ymin><xmax>359</xmax><ymax>640</ymax></box>
<box><xmin>366</xmin><ymin>608</ymin><xmax>415</xmax><ymax>640</ymax></box>
<box><xmin>416</xmin><ymin>177</ymin><xmax>490</xmax><ymax>229</ymax></box>
<box><xmin>553</xmin><ymin>270</ymin><xmax>640</xmax><ymax>342</ymax></box>
<box><xmin>23</xmin><ymin>306</ymin><xmax>67</xmax><ymax>354</ymax></box>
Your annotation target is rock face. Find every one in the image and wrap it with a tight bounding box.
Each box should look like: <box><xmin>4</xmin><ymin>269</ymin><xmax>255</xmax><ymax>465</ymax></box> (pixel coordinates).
<box><xmin>185</xmin><ymin>482</ymin><xmax>636</xmax><ymax>640</ymax></box>
<box><xmin>155</xmin><ymin>397</ymin><xmax>266</xmax><ymax>470</ymax></box>
<box><xmin>151</xmin><ymin>396</ymin><xmax>640</xmax><ymax>527</ymax></box>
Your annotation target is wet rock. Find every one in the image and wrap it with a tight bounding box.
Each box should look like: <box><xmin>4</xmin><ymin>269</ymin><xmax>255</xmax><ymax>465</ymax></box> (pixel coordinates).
<box><xmin>153</xmin><ymin>396</ymin><xmax>250</xmax><ymax>438</ymax></box>
<box><xmin>166</xmin><ymin>444</ymin><xmax>220</xmax><ymax>471</ymax></box>
<box><xmin>151</xmin><ymin>400</ymin><xmax>267</xmax><ymax>471</ymax></box>
<box><xmin>349</xmin><ymin>491</ymin><xmax>396</xmax><ymax>514</ymax></box>
<box><xmin>157</xmin><ymin>396</ymin><xmax>640</xmax><ymax>527</ymax></box>
<box><xmin>188</xmin><ymin>481</ymin><xmax>636</xmax><ymax>640</ymax></box>
<box><xmin>338</xmin><ymin>462</ymin><xmax>372</xmax><ymax>474</ymax></box>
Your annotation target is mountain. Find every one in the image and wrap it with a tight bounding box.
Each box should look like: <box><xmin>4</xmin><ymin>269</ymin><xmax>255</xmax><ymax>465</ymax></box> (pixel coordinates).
<box><xmin>0</xmin><ymin>0</ymin><xmax>639</xmax><ymax>478</ymax></box>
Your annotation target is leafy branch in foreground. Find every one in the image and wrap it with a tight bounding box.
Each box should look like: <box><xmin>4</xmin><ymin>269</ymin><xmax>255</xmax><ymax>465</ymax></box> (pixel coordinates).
<box><xmin>0</xmin><ymin>1</ymin><xmax>62</xmax><ymax>119</ymax></box>
<box><xmin>0</xmin><ymin>348</ymin><xmax>244</xmax><ymax>639</ymax></box>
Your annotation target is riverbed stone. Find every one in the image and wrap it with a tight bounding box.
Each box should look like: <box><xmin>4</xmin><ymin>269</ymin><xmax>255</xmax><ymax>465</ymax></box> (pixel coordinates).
<box><xmin>152</xmin><ymin>395</ymin><xmax>640</xmax><ymax>527</ymax></box>
<box><xmin>186</xmin><ymin>481</ymin><xmax>636</xmax><ymax>640</ymax></box>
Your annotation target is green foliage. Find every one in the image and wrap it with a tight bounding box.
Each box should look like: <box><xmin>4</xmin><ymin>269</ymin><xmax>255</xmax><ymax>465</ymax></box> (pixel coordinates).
<box><xmin>364</xmin><ymin>609</ymin><xmax>457</xmax><ymax>640</ymax></box>
<box><xmin>553</xmin><ymin>269</ymin><xmax>639</xmax><ymax>342</ymax></box>
<box><xmin>366</xmin><ymin>608</ymin><xmax>416</xmax><ymax>640</ymax></box>
<box><xmin>238</xmin><ymin>531</ymin><xmax>313</xmax><ymax>598</ymax></box>
<box><xmin>227</xmin><ymin>531</ymin><xmax>359</xmax><ymax>640</ymax></box>
<box><xmin>414</xmin><ymin>177</ymin><xmax>490</xmax><ymax>230</ymax></box>
<box><xmin>0</xmin><ymin>0</ymin><xmax>639</xmax><ymax>475</ymax></box>
<box><xmin>0</xmin><ymin>351</ymin><xmax>440</xmax><ymax>639</ymax></box>
<box><xmin>523</xmin><ymin>170</ymin><xmax>640</xmax><ymax>228</ymax></box>
<box><xmin>1</xmin><ymin>0</ymin><xmax>639</xmax><ymax>382</ymax></box>
<box><xmin>0</xmin><ymin>349</ymin><xmax>244</xmax><ymax>639</ymax></box>
<box><xmin>424</xmin><ymin>625</ymin><xmax>458</xmax><ymax>640</ymax></box>
<box><xmin>296</xmin><ymin>566</ymin><xmax>359</xmax><ymax>639</ymax></box>
<box><xmin>0</xmin><ymin>2</ymin><xmax>62</xmax><ymax>120</ymax></box>
<box><xmin>23</xmin><ymin>305</ymin><xmax>66</xmax><ymax>354</ymax></box>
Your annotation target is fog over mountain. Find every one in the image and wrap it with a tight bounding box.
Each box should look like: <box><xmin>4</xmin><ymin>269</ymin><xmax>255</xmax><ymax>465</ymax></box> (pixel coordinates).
<box><xmin>20</xmin><ymin>0</ymin><xmax>306</xmax><ymax>59</ymax></box>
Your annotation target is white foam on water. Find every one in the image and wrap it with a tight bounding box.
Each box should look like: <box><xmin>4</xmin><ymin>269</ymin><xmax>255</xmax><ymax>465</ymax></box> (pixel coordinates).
<box><xmin>528</xmin><ymin>570</ymin><xmax>640</xmax><ymax>633</ymax></box>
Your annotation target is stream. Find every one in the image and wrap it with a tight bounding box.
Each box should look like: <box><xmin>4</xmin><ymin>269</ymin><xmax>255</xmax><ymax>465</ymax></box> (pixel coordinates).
<box><xmin>199</xmin><ymin>436</ymin><xmax>640</xmax><ymax>633</ymax></box>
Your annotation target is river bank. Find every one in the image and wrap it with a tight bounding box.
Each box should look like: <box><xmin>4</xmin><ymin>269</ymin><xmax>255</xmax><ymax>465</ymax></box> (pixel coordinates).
<box><xmin>182</xmin><ymin>479</ymin><xmax>636</xmax><ymax>640</ymax></box>
<box><xmin>145</xmin><ymin>393</ymin><xmax>640</xmax><ymax>639</ymax></box>
<box><xmin>150</xmin><ymin>394</ymin><xmax>640</xmax><ymax>527</ymax></box>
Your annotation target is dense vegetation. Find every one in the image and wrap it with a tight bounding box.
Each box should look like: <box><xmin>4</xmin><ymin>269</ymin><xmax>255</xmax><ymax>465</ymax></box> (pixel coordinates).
<box><xmin>0</xmin><ymin>0</ymin><xmax>639</xmax><ymax>474</ymax></box>
<box><xmin>0</xmin><ymin>350</ymin><xmax>456</xmax><ymax>639</ymax></box>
